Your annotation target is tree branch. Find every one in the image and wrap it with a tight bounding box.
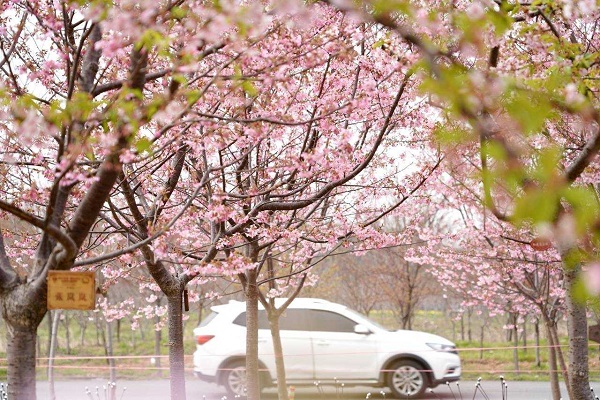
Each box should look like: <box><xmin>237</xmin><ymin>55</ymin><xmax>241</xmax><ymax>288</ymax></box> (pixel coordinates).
<box><xmin>225</xmin><ymin>70</ymin><xmax>412</xmax><ymax>236</ymax></box>
<box><xmin>0</xmin><ymin>199</ymin><xmax>77</xmax><ymax>261</ymax></box>
<box><xmin>565</xmin><ymin>125</ymin><xmax>600</xmax><ymax>182</ymax></box>
<box><xmin>0</xmin><ymin>228</ymin><xmax>18</xmax><ymax>290</ymax></box>
<box><xmin>0</xmin><ymin>12</ymin><xmax>27</xmax><ymax>70</ymax></box>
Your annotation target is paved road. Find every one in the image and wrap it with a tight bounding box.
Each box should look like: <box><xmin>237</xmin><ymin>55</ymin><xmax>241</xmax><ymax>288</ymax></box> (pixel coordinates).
<box><xmin>35</xmin><ymin>379</ymin><xmax>595</xmax><ymax>400</ymax></box>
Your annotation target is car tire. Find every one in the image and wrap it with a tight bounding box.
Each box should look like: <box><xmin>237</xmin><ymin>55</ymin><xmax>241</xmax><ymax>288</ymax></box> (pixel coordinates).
<box><xmin>387</xmin><ymin>360</ymin><xmax>428</xmax><ymax>398</ymax></box>
<box><xmin>223</xmin><ymin>360</ymin><xmax>248</xmax><ymax>397</ymax></box>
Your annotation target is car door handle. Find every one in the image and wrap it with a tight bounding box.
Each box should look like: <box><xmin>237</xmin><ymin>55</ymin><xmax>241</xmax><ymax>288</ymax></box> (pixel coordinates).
<box><xmin>316</xmin><ymin>341</ymin><xmax>330</xmax><ymax>346</ymax></box>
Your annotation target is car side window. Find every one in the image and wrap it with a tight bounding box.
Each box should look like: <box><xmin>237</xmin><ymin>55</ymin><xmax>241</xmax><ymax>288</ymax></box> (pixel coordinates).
<box><xmin>232</xmin><ymin>309</ymin><xmax>310</xmax><ymax>331</ymax></box>
<box><xmin>308</xmin><ymin>309</ymin><xmax>357</xmax><ymax>332</ymax></box>
<box><xmin>278</xmin><ymin>309</ymin><xmax>310</xmax><ymax>331</ymax></box>
<box><xmin>232</xmin><ymin>311</ymin><xmax>269</xmax><ymax>329</ymax></box>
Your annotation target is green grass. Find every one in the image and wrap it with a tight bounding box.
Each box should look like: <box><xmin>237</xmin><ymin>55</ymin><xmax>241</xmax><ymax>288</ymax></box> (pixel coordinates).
<box><xmin>456</xmin><ymin>338</ymin><xmax>600</xmax><ymax>381</ymax></box>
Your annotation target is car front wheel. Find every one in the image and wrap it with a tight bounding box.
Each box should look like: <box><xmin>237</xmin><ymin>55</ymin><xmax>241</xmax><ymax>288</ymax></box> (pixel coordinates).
<box><xmin>387</xmin><ymin>360</ymin><xmax>428</xmax><ymax>398</ymax></box>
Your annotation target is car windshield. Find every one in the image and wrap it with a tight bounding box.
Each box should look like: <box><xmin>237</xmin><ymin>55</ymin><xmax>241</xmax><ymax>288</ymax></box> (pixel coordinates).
<box><xmin>342</xmin><ymin>307</ymin><xmax>390</xmax><ymax>331</ymax></box>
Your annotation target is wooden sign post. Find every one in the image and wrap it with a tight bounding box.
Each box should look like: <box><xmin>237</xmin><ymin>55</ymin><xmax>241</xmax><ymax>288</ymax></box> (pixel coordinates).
<box><xmin>47</xmin><ymin>271</ymin><xmax>96</xmax><ymax>310</ymax></box>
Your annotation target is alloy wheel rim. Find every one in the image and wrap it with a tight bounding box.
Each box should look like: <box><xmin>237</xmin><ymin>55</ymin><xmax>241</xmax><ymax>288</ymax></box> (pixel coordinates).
<box><xmin>392</xmin><ymin>365</ymin><xmax>424</xmax><ymax>396</ymax></box>
<box><xmin>227</xmin><ymin>366</ymin><xmax>247</xmax><ymax>396</ymax></box>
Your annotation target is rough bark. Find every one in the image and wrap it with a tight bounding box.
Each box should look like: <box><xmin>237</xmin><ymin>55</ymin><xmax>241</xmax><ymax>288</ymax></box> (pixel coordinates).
<box><xmin>48</xmin><ymin>310</ymin><xmax>61</xmax><ymax>400</ymax></box>
<box><xmin>269</xmin><ymin>315</ymin><xmax>289</xmax><ymax>400</ymax></box>
<box><xmin>167</xmin><ymin>293</ymin><xmax>186</xmax><ymax>400</ymax></box>
<box><xmin>140</xmin><ymin>249</ymin><xmax>188</xmax><ymax>400</ymax></box>
<box><xmin>1</xmin><ymin>281</ymin><xmax>47</xmax><ymax>400</ymax></box>
<box><xmin>6</xmin><ymin>325</ymin><xmax>38</xmax><ymax>399</ymax></box>
<box><xmin>564</xmin><ymin>265</ymin><xmax>593</xmax><ymax>400</ymax></box>
<box><xmin>245</xmin><ymin>268</ymin><xmax>261</xmax><ymax>400</ymax></box>
<box><xmin>551</xmin><ymin>324</ymin><xmax>571</xmax><ymax>397</ymax></box>
<box><xmin>542</xmin><ymin>315</ymin><xmax>562</xmax><ymax>400</ymax></box>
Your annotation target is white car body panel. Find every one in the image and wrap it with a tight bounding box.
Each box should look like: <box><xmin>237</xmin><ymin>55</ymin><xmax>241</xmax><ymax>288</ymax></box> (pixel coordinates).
<box><xmin>193</xmin><ymin>298</ymin><xmax>461</xmax><ymax>395</ymax></box>
<box><xmin>312</xmin><ymin>329</ymin><xmax>379</xmax><ymax>381</ymax></box>
<box><xmin>258</xmin><ymin>327</ymin><xmax>314</xmax><ymax>380</ymax></box>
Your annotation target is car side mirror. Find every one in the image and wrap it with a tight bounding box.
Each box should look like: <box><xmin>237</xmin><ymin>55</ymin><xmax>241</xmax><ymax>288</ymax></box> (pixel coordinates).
<box><xmin>354</xmin><ymin>324</ymin><xmax>371</xmax><ymax>335</ymax></box>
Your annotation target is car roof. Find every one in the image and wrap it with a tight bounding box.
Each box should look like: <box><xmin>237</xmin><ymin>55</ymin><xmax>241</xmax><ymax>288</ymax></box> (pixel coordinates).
<box><xmin>210</xmin><ymin>298</ymin><xmax>345</xmax><ymax>313</ymax></box>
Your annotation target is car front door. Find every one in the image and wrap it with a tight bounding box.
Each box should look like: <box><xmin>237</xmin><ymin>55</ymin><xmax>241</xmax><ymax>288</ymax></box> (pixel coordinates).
<box><xmin>309</xmin><ymin>309</ymin><xmax>379</xmax><ymax>382</ymax></box>
<box><xmin>274</xmin><ymin>309</ymin><xmax>314</xmax><ymax>380</ymax></box>
<box><xmin>256</xmin><ymin>309</ymin><xmax>314</xmax><ymax>381</ymax></box>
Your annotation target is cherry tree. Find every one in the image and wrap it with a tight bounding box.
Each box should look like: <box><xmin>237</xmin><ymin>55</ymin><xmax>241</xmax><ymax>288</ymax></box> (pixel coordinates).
<box><xmin>323</xmin><ymin>1</ymin><xmax>600</xmax><ymax>398</ymax></box>
<box><xmin>57</xmin><ymin>4</ymin><xmax>443</xmax><ymax>400</ymax></box>
<box><xmin>0</xmin><ymin>0</ymin><xmax>281</xmax><ymax>398</ymax></box>
<box><xmin>5</xmin><ymin>2</ymin><xmax>600</xmax><ymax>400</ymax></box>
<box><xmin>156</xmin><ymin>11</ymin><xmax>440</xmax><ymax>398</ymax></box>
<box><xmin>408</xmin><ymin>202</ymin><xmax>567</xmax><ymax>398</ymax></box>
<box><xmin>0</xmin><ymin>5</ymin><xmax>155</xmax><ymax>399</ymax></box>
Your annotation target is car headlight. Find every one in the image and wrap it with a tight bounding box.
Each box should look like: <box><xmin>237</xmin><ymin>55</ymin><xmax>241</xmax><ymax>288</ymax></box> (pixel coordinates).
<box><xmin>427</xmin><ymin>343</ymin><xmax>458</xmax><ymax>354</ymax></box>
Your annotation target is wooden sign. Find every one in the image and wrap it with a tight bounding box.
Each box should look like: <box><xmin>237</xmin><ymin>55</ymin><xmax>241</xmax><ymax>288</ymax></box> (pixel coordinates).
<box><xmin>47</xmin><ymin>271</ymin><xmax>96</xmax><ymax>310</ymax></box>
<box><xmin>589</xmin><ymin>324</ymin><xmax>600</xmax><ymax>343</ymax></box>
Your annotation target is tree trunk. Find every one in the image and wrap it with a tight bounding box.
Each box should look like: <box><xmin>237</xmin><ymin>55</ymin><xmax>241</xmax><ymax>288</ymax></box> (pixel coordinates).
<box><xmin>140</xmin><ymin>320</ymin><xmax>146</xmax><ymax>340</ymax></box>
<box><xmin>105</xmin><ymin>320</ymin><xmax>116</xmax><ymax>385</ymax></box>
<box><xmin>543</xmin><ymin>317</ymin><xmax>562</xmax><ymax>400</ymax></box>
<box><xmin>245</xmin><ymin>268</ymin><xmax>261</xmax><ymax>400</ymax></box>
<box><xmin>130</xmin><ymin>322</ymin><xmax>136</xmax><ymax>351</ymax></box>
<box><xmin>522</xmin><ymin>320</ymin><xmax>527</xmax><ymax>353</ymax></box>
<box><xmin>269</xmin><ymin>315</ymin><xmax>289</xmax><ymax>400</ymax></box>
<box><xmin>36</xmin><ymin>335</ymin><xmax>40</xmax><ymax>367</ymax></box>
<box><xmin>95</xmin><ymin>313</ymin><xmax>102</xmax><ymax>346</ymax></box>
<box><xmin>49</xmin><ymin>310</ymin><xmax>61</xmax><ymax>400</ymax></box>
<box><xmin>46</xmin><ymin>313</ymin><xmax>53</xmax><ymax>357</ymax></box>
<box><xmin>80</xmin><ymin>314</ymin><xmax>87</xmax><ymax>347</ymax></box>
<box><xmin>116</xmin><ymin>319</ymin><xmax>121</xmax><ymax>343</ymax></box>
<box><xmin>467</xmin><ymin>309</ymin><xmax>472</xmax><ymax>342</ymax></box>
<box><xmin>155</xmin><ymin>313</ymin><xmax>162</xmax><ymax>378</ymax></box>
<box><xmin>534</xmin><ymin>320</ymin><xmax>540</xmax><ymax>367</ymax></box>
<box><xmin>197</xmin><ymin>299</ymin><xmax>203</xmax><ymax>326</ymax></box>
<box><xmin>513</xmin><ymin>314</ymin><xmax>519</xmax><ymax>374</ymax></box>
<box><xmin>167</xmin><ymin>293</ymin><xmax>186</xmax><ymax>400</ymax></box>
<box><xmin>479</xmin><ymin>325</ymin><xmax>484</xmax><ymax>360</ymax></box>
<box><xmin>2</xmin><ymin>283</ymin><xmax>48</xmax><ymax>400</ymax></box>
<box><xmin>6</xmin><ymin>326</ymin><xmax>38</xmax><ymax>399</ymax></box>
<box><xmin>64</xmin><ymin>312</ymin><xmax>71</xmax><ymax>355</ymax></box>
<box><xmin>550</xmin><ymin>322</ymin><xmax>572</xmax><ymax>398</ymax></box>
<box><xmin>564</xmin><ymin>265</ymin><xmax>593</xmax><ymax>400</ymax></box>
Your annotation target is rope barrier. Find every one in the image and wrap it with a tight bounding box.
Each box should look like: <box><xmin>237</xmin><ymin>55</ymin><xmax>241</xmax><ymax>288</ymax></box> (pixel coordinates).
<box><xmin>0</xmin><ymin>344</ymin><xmax>584</xmax><ymax>363</ymax></box>
<box><xmin>0</xmin><ymin>342</ymin><xmax>584</xmax><ymax>362</ymax></box>
<box><xmin>6</xmin><ymin>364</ymin><xmax>600</xmax><ymax>375</ymax></box>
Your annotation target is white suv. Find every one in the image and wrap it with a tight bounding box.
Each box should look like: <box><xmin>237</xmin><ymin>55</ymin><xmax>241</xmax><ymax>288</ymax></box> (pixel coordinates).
<box><xmin>193</xmin><ymin>298</ymin><xmax>460</xmax><ymax>398</ymax></box>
